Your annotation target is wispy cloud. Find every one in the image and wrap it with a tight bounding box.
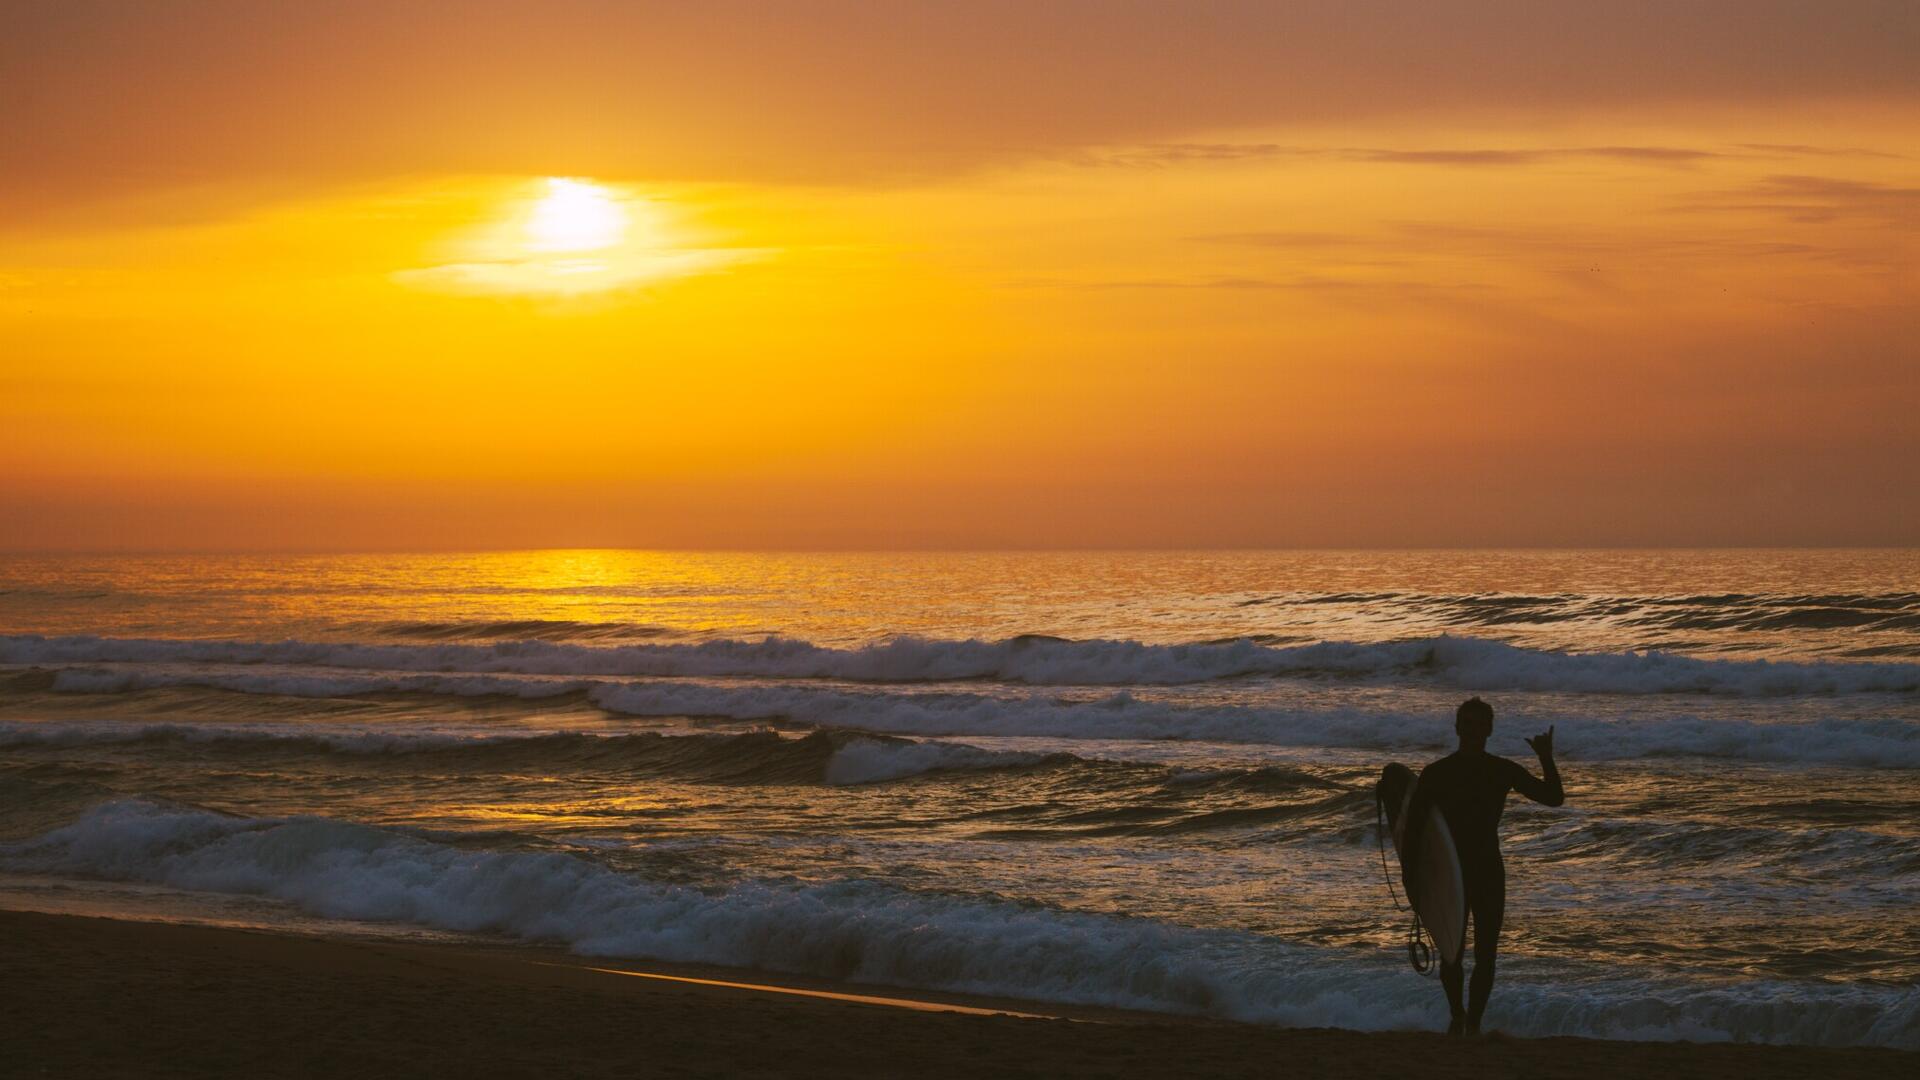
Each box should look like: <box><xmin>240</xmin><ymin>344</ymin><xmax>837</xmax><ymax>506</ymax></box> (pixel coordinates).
<box><xmin>1004</xmin><ymin>274</ymin><xmax>1492</xmax><ymax>301</ymax></box>
<box><xmin>1080</xmin><ymin>143</ymin><xmax>1737</xmax><ymax>170</ymax></box>
<box><xmin>1067</xmin><ymin>144</ymin><xmax>1312</xmax><ymax>168</ymax></box>
<box><xmin>1359</xmin><ymin>146</ymin><xmax>1726</xmax><ymax>167</ymax></box>
<box><xmin>1182</xmin><ymin>231</ymin><xmax>1366</xmax><ymax>249</ymax></box>
<box><xmin>1677</xmin><ymin>174</ymin><xmax>1920</xmax><ymax>225</ymax></box>
<box><xmin>1199</xmin><ymin>221</ymin><xmax>1854</xmax><ymax>262</ymax></box>
<box><xmin>1736</xmin><ymin>143</ymin><xmax>1905</xmax><ymax>160</ymax></box>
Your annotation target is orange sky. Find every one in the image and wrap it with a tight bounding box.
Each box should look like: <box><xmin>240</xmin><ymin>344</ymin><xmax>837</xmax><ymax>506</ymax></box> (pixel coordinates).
<box><xmin>3</xmin><ymin>2</ymin><xmax>1916</xmax><ymax>550</ymax></box>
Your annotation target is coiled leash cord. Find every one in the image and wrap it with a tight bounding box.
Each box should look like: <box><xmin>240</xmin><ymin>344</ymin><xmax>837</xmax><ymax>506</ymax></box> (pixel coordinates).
<box><xmin>1376</xmin><ymin>786</ymin><xmax>1434</xmax><ymax>975</ymax></box>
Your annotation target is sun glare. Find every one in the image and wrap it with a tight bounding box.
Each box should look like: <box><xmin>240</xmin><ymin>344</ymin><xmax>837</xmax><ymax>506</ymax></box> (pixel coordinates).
<box><xmin>394</xmin><ymin>177</ymin><xmax>754</xmax><ymax>297</ymax></box>
<box><xmin>526</xmin><ymin>178</ymin><xmax>626</xmax><ymax>253</ymax></box>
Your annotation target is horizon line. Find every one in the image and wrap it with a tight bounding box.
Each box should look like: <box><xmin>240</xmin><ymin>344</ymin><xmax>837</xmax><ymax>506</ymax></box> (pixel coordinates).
<box><xmin>3</xmin><ymin>544</ymin><xmax>1916</xmax><ymax>558</ymax></box>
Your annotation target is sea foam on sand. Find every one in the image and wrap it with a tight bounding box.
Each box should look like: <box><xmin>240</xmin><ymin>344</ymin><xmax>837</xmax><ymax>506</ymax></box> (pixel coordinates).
<box><xmin>4</xmin><ymin>798</ymin><xmax>1915</xmax><ymax>1049</ymax></box>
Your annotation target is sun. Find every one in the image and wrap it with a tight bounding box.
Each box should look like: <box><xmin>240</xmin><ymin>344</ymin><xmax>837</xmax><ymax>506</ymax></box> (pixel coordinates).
<box><xmin>394</xmin><ymin>176</ymin><xmax>759</xmax><ymax>296</ymax></box>
<box><xmin>525</xmin><ymin>178</ymin><xmax>627</xmax><ymax>253</ymax></box>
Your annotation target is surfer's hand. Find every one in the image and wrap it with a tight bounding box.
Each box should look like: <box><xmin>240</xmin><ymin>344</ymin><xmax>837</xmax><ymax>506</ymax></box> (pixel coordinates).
<box><xmin>1526</xmin><ymin>726</ymin><xmax>1555</xmax><ymax>759</ymax></box>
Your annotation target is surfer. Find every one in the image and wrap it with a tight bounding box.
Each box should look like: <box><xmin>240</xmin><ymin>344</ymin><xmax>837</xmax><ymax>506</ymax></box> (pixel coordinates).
<box><xmin>1412</xmin><ymin>697</ymin><xmax>1564</xmax><ymax>1037</ymax></box>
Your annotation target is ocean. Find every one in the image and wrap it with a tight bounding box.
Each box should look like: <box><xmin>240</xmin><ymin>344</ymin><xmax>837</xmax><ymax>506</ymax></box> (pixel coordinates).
<box><xmin>1</xmin><ymin>549</ymin><xmax>1915</xmax><ymax>1047</ymax></box>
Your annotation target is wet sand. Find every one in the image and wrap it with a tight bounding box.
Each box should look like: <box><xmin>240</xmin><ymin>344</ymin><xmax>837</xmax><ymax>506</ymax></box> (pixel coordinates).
<box><xmin>3</xmin><ymin>910</ymin><xmax>1910</xmax><ymax>1079</ymax></box>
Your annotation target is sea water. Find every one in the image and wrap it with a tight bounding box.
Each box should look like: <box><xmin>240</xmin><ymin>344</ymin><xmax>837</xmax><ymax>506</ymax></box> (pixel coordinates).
<box><xmin>0</xmin><ymin>549</ymin><xmax>1914</xmax><ymax>1047</ymax></box>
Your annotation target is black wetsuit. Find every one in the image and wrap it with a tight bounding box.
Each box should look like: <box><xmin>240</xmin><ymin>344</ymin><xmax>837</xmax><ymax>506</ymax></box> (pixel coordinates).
<box><xmin>1414</xmin><ymin>749</ymin><xmax>1564</xmax><ymax>1031</ymax></box>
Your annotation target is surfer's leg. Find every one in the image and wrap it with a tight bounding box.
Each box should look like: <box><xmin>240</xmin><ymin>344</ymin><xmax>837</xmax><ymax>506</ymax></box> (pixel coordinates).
<box><xmin>1465</xmin><ymin>858</ymin><xmax>1506</xmax><ymax>1032</ymax></box>
<box><xmin>1440</xmin><ymin>957</ymin><xmax>1466</xmax><ymax>1035</ymax></box>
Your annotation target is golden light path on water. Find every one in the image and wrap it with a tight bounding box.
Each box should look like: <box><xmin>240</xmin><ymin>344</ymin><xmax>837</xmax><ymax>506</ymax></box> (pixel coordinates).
<box><xmin>2</xmin><ymin>548</ymin><xmax>1913</xmax><ymax>658</ymax></box>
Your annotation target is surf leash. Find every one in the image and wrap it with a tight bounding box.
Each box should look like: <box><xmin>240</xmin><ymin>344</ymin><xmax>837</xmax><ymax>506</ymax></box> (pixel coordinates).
<box><xmin>1375</xmin><ymin>784</ymin><xmax>1434</xmax><ymax>975</ymax></box>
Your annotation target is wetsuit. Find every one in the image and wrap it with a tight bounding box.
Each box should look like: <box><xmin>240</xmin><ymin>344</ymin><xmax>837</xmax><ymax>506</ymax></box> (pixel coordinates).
<box><xmin>1414</xmin><ymin>749</ymin><xmax>1563</xmax><ymax>1032</ymax></box>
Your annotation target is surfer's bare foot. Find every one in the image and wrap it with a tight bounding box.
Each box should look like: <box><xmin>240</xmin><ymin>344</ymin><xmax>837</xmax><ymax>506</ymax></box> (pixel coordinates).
<box><xmin>1446</xmin><ymin>1018</ymin><xmax>1465</xmax><ymax>1038</ymax></box>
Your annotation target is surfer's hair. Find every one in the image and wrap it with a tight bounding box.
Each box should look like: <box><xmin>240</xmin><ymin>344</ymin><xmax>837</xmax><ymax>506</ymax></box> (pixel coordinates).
<box><xmin>1456</xmin><ymin>696</ymin><xmax>1494</xmax><ymax>737</ymax></box>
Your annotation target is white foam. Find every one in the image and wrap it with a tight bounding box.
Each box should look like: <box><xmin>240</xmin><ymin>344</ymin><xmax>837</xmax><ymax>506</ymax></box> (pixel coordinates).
<box><xmin>12</xmin><ymin>668</ymin><xmax>1919</xmax><ymax>767</ymax></box>
<box><xmin>599</xmin><ymin>681</ymin><xmax>1920</xmax><ymax>769</ymax></box>
<box><xmin>7</xmin><ymin>632</ymin><xmax>1918</xmax><ymax>694</ymax></box>
<box><xmin>2</xmin><ymin>799</ymin><xmax>1911</xmax><ymax>1048</ymax></box>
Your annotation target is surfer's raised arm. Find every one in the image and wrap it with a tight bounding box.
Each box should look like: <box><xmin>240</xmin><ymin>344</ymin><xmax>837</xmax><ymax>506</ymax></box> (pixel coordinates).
<box><xmin>1512</xmin><ymin>726</ymin><xmax>1565</xmax><ymax>807</ymax></box>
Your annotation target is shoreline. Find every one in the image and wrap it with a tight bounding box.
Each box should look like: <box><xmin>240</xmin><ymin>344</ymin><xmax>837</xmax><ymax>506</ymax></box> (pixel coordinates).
<box><xmin>5</xmin><ymin>910</ymin><xmax>1912</xmax><ymax>1078</ymax></box>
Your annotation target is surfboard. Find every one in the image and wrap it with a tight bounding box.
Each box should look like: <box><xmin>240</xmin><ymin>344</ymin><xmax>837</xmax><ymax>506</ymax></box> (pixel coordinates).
<box><xmin>1377</xmin><ymin>762</ymin><xmax>1468</xmax><ymax>966</ymax></box>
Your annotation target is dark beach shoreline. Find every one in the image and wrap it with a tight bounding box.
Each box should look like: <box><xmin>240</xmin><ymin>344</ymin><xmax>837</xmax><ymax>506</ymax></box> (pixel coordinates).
<box><xmin>3</xmin><ymin>910</ymin><xmax>1911</xmax><ymax>1079</ymax></box>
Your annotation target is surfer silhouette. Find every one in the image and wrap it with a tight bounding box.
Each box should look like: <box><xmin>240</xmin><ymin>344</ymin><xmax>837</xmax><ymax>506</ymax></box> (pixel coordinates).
<box><xmin>1411</xmin><ymin>697</ymin><xmax>1564</xmax><ymax>1036</ymax></box>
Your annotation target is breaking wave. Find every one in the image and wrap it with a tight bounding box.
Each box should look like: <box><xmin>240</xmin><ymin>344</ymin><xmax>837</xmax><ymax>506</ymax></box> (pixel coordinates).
<box><xmin>0</xmin><ymin>723</ymin><xmax>1069</xmax><ymax>788</ymax></box>
<box><xmin>2</xmin><ymin>799</ymin><xmax>1912</xmax><ymax>1048</ymax></box>
<box><xmin>358</xmin><ymin>619</ymin><xmax>674</xmax><ymax>642</ymax></box>
<box><xmin>14</xmin><ymin>669</ymin><xmax>1919</xmax><ymax>768</ymax></box>
<box><xmin>1247</xmin><ymin>591</ymin><xmax>1920</xmax><ymax>636</ymax></box>
<box><xmin>6</xmin><ymin>632</ymin><xmax>1920</xmax><ymax>694</ymax></box>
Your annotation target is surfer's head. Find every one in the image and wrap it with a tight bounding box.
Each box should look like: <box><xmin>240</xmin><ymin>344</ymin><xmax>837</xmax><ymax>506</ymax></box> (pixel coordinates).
<box><xmin>1455</xmin><ymin>696</ymin><xmax>1493</xmax><ymax>749</ymax></box>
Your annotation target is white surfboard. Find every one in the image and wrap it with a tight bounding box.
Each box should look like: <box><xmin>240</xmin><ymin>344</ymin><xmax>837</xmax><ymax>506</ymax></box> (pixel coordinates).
<box><xmin>1379</xmin><ymin>763</ymin><xmax>1468</xmax><ymax>966</ymax></box>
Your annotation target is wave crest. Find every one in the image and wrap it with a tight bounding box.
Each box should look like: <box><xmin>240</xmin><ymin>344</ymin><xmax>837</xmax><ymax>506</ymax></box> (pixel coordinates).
<box><xmin>0</xmin><ymin>723</ymin><xmax>1067</xmax><ymax>787</ymax></box>
<box><xmin>5</xmin><ymin>632</ymin><xmax>1919</xmax><ymax>693</ymax></box>
<box><xmin>3</xmin><ymin>799</ymin><xmax>1912</xmax><ymax>1048</ymax></box>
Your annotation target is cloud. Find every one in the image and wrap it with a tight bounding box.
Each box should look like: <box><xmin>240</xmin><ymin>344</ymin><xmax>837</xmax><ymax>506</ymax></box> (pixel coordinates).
<box><xmin>1005</xmin><ymin>274</ymin><xmax>1492</xmax><ymax>304</ymax></box>
<box><xmin>1086</xmin><ymin>145</ymin><xmax>1730</xmax><ymax>169</ymax></box>
<box><xmin>1182</xmin><ymin>231</ymin><xmax>1365</xmax><ymax>249</ymax></box>
<box><xmin>1069</xmin><ymin>144</ymin><xmax>1311</xmax><ymax>168</ymax></box>
<box><xmin>1571</xmin><ymin>146</ymin><xmax>1727</xmax><ymax>164</ymax></box>
<box><xmin>1195</xmin><ymin>221</ymin><xmax>1867</xmax><ymax>266</ymax></box>
<box><xmin>1176</xmin><ymin>218</ymin><xmax>1910</xmax><ymax>301</ymax></box>
<box><xmin>394</xmin><ymin>248</ymin><xmax>757</xmax><ymax>296</ymax></box>
<box><xmin>1735</xmin><ymin>143</ymin><xmax>1906</xmax><ymax>159</ymax></box>
<box><xmin>1679</xmin><ymin>174</ymin><xmax>1920</xmax><ymax>225</ymax></box>
<box><xmin>1354</xmin><ymin>149</ymin><xmax>1557</xmax><ymax>166</ymax></box>
<box><xmin>5</xmin><ymin>2</ymin><xmax>1918</xmax><ymax>211</ymax></box>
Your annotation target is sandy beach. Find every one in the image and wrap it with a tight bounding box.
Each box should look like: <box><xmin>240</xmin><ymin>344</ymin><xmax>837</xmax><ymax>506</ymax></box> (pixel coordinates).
<box><xmin>4</xmin><ymin>910</ymin><xmax>1911</xmax><ymax>1079</ymax></box>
